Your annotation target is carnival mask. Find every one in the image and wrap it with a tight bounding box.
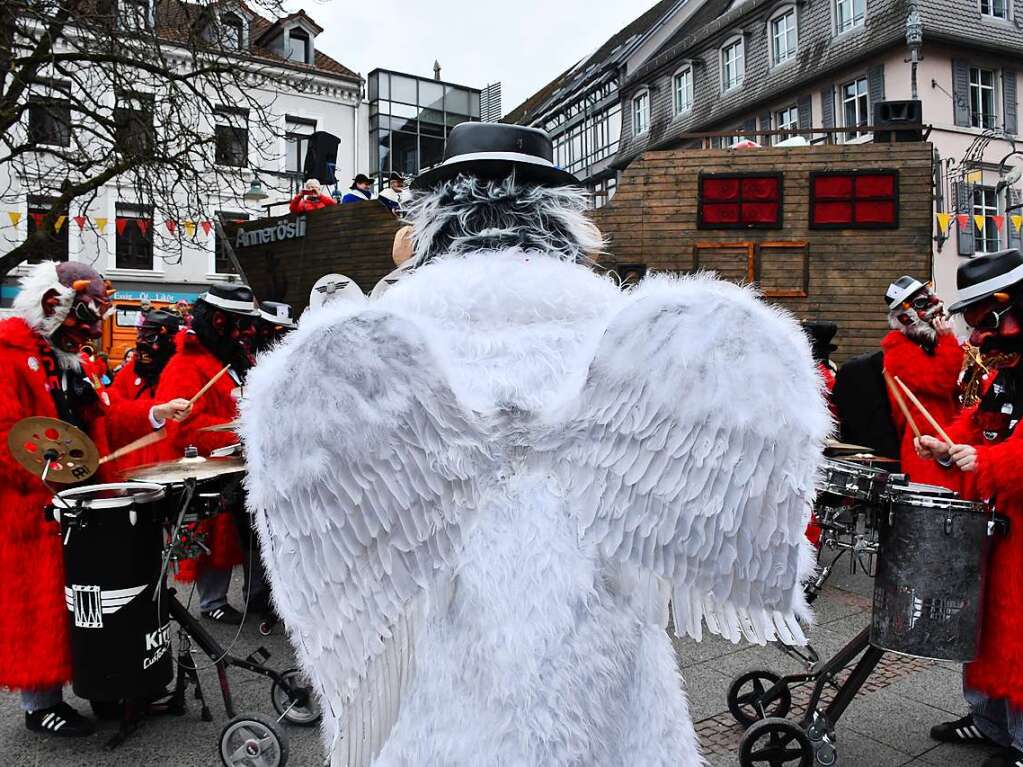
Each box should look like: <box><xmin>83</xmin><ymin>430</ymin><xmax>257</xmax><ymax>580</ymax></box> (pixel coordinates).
<box><xmin>965</xmin><ymin>292</ymin><xmax>1023</xmax><ymax>354</ymax></box>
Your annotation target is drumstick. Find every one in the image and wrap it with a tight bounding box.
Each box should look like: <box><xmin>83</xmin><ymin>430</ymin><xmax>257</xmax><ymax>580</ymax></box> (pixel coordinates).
<box><xmin>894</xmin><ymin>375</ymin><xmax>954</xmax><ymax>444</ymax></box>
<box><xmin>189</xmin><ymin>365</ymin><xmax>231</xmax><ymax>406</ymax></box>
<box><xmin>883</xmin><ymin>371</ymin><xmax>921</xmax><ymax>439</ymax></box>
<box><xmin>98</xmin><ymin>429</ymin><xmax>166</xmax><ymax>466</ymax></box>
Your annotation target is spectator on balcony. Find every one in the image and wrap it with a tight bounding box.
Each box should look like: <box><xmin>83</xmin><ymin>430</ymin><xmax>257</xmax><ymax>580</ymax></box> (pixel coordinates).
<box><xmin>341</xmin><ymin>174</ymin><xmax>374</xmax><ymax>204</ymax></box>
<box><xmin>289</xmin><ymin>178</ymin><xmax>337</xmax><ymax>214</ymax></box>
<box><xmin>378</xmin><ymin>172</ymin><xmax>406</xmax><ymax>215</ymax></box>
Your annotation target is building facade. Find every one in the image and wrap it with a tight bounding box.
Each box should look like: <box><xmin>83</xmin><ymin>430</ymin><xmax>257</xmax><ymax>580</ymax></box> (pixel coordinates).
<box><xmin>1</xmin><ymin>4</ymin><xmax>368</xmax><ymax>308</ymax></box>
<box><xmin>481</xmin><ymin>82</ymin><xmax>504</xmax><ymax>122</ymax></box>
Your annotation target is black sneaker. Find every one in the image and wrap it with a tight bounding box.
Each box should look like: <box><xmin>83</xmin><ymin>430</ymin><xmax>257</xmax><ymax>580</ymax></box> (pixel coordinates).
<box><xmin>930</xmin><ymin>714</ymin><xmax>996</xmax><ymax>744</ymax></box>
<box><xmin>202</xmin><ymin>604</ymin><xmax>244</xmax><ymax>625</ymax></box>
<box><xmin>25</xmin><ymin>702</ymin><xmax>95</xmax><ymax>737</ymax></box>
<box><xmin>983</xmin><ymin>747</ymin><xmax>1023</xmax><ymax>767</ymax></box>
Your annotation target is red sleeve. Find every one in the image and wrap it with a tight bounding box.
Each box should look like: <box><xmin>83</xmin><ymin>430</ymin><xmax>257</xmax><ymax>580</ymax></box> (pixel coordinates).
<box><xmin>884</xmin><ymin>333</ymin><xmax>964</xmax><ymax>397</ymax></box>
<box><xmin>155</xmin><ymin>365</ymin><xmax>236</xmax><ymax>457</ymax></box>
<box><xmin>103</xmin><ymin>398</ymin><xmax>156</xmax><ymax>450</ymax></box>
<box><xmin>320</xmin><ymin>194</ymin><xmax>336</xmax><ymax>207</ymax></box>
<box><xmin>0</xmin><ymin>365</ymin><xmax>39</xmax><ymax>496</ymax></box>
<box><xmin>289</xmin><ymin>195</ymin><xmax>306</xmax><ymax>214</ymax></box>
<box><xmin>976</xmin><ymin>433</ymin><xmax>1023</xmax><ymax>505</ymax></box>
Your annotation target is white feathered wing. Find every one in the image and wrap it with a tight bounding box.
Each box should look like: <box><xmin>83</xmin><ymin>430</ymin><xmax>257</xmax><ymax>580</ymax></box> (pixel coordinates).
<box><xmin>240</xmin><ymin>305</ymin><xmax>489</xmax><ymax>766</ymax></box>
<box><xmin>552</xmin><ymin>274</ymin><xmax>830</xmax><ymax>646</ymax></box>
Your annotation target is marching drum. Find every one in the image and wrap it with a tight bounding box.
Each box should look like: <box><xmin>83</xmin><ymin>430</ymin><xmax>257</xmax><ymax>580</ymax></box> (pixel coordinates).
<box><xmin>870</xmin><ymin>482</ymin><xmax>1006</xmax><ymax>661</ymax></box>
<box><xmin>48</xmin><ymin>483</ymin><xmax>174</xmax><ymax>702</ymax></box>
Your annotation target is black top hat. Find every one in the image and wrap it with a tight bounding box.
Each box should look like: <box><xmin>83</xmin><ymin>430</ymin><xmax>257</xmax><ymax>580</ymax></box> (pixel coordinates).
<box><xmin>199</xmin><ymin>282</ymin><xmax>260</xmax><ymax>316</ymax></box>
<box><xmin>411</xmin><ymin>123</ymin><xmax>580</xmax><ymax>190</ymax></box>
<box><xmin>258</xmin><ymin>300</ymin><xmax>296</xmax><ymax>328</ymax></box>
<box><xmin>801</xmin><ymin>320</ymin><xmax>839</xmax><ymax>356</ymax></box>
<box><xmin>885</xmin><ymin>275</ymin><xmax>926</xmax><ymax>309</ymax></box>
<box><xmin>948</xmin><ymin>249</ymin><xmax>1023</xmax><ymax>313</ymax></box>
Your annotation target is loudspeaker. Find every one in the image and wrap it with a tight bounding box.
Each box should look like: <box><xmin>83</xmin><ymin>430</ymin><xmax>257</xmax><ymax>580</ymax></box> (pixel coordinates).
<box><xmin>303</xmin><ymin>131</ymin><xmax>341</xmax><ymax>184</ymax></box>
<box><xmin>873</xmin><ymin>100</ymin><xmax>923</xmax><ymax>143</ymax></box>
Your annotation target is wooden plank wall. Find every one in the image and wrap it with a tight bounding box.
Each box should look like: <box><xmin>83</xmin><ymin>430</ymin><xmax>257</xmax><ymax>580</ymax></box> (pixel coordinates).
<box><xmin>229</xmin><ymin>200</ymin><xmax>402</xmax><ymax>315</ymax></box>
<box><xmin>591</xmin><ymin>143</ymin><xmax>934</xmax><ymax>361</ymax></box>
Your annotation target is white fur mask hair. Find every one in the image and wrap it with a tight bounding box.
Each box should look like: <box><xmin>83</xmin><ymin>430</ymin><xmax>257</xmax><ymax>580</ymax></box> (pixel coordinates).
<box><xmin>889</xmin><ymin>305</ymin><xmax>938</xmax><ymax>345</ymax></box>
<box><xmin>403</xmin><ymin>175</ymin><xmax>604</xmax><ymax>266</ymax></box>
<box><xmin>13</xmin><ymin>261</ymin><xmax>75</xmax><ymax>338</ymax></box>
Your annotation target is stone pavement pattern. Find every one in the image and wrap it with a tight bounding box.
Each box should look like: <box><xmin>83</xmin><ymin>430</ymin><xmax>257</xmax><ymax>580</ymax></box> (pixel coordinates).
<box><xmin>0</xmin><ymin>562</ymin><xmax>996</xmax><ymax>766</ymax></box>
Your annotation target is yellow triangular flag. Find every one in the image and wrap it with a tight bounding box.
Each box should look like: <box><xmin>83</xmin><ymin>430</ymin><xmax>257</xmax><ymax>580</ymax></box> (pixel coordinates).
<box><xmin>8</xmin><ymin>211</ymin><xmax>22</xmax><ymax>226</ymax></box>
<box><xmin>55</xmin><ymin>215</ymin><xmax>66</xmax><ymax>233</ymax></box>
<box><xmin>183</xmin><ymin>220</ymin><xmax>196</xmax><ymax>237</ymax></box>
<box><xmin>974</xmin><ymin>214</ymin><xmax>986</xmax><ymax>232</ymax></box>
<box><xmin>936</xmin><ymin>212</ymin><xmax>950</xmax><ymax>232</ymax></box>
<box><xmin>94</xmin><ymin>217</ymin><xmax>108</xmax><ymax>233</ymax></box>
<box><xmin>966</xmin><ymin>169</ymin><xmax>983</xmax><ymax>185</ymax></box>
<box><xmin>1012</xmin><ymin>214</ymin><xmax>1023</xmax><ymax>234</ymax></box>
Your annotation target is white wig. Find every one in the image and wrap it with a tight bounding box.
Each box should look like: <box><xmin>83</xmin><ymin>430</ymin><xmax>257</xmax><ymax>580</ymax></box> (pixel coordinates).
<box><xmin>12</xmin><ymin>261</ymin><xmax>81</xmax><ymax>369</ymax></box>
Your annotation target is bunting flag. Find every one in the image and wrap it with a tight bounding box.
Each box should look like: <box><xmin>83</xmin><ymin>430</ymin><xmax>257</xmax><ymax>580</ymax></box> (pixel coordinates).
<box><xmin>957</xmin><ymin>214</ymin><xmax>970</xmax><ymax>231</ymax></box>
<box><xmin>29</xmin><ymin>212</ymin><xmax>45</xmax><ymax>229</ymax></box>
<box><xmin>137</xmin><ymin>219</ymin><xmax>150</xmax><ymax>237</ymax></box>
<box><xmin>74</xmin><ymin>215</ymin><xmax>87</xmax><ymax>231</ymax></box>
<box><xmin>936</xmin><ymin>212</ymin><xmax>951</xmax><ymax>232</ymax></box>
<box><xmin>183</xmin><ymin>220</ymin><xmax>196</xmax><ymax>238</ymax></box>
<box><xmin>55</xmin><ymin>215</ymin><xmax>66</xmax><ymax>233</ymax></box>
<box><xmin>992</xmin><ymin>214</ymin><xmax>1005</xmax><ymax>233</ymax></box>
<box><xmin>115</xmin><ymin>218</ymin><xmax>129</xmax><ymax>236</ymax></box>
<box><xmin>200</xmin><ymin>220</ymin><xmax>213</xmax><ymax>236</ymax></box>
<box><xmin>1012</xmin><ymin>214</ymin><xmax>1023</xmax><ymax>234</ymax></box>
<box><xmin>974</xmin><ymin>214</ymin><xmax>986</xmax><ymax>232</ymax></box>
<box><xmin>94</xmin><ymin>217</ymin><xmax>108</xmax><ymax>233</ymax></box>
<box><xmin>966</xmin><ymin>169</ymin><xmax>983</xmax><ymax>185</ymax></box>
<box><xmin>8</xmin><ymin>212</ymin><xmax>22</xmax><ymax>226</ymax></box>
<box><xmin>165</xmin><ymin>220</ymin><xmax>177</xmax><ymax>234</ymax></box>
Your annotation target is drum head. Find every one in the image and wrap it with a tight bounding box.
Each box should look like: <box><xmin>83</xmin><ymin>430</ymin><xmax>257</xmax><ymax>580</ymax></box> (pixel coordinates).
<box><xmin>53</xmin><ymin>482</ymin><xmax>167</xmax><ymax>510</ymax></box>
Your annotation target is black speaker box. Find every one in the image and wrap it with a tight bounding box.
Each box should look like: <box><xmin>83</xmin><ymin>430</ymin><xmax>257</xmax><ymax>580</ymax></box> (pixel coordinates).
<box><xmin>873</xmin><ymin>100</ymin><xmax>923</xmax><ymax>143</ymax></box>
<box><xmin>302</xmin><ymin>131</ymin><xmax>341</xmax><ymax>184</ymax></box>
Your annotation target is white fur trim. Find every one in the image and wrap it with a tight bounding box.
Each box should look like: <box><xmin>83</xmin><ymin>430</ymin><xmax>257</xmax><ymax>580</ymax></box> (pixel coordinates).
<box><xmin>12</xmin><ymin>261</ymin><xmax>74</xmax><ymax>338</ymax></box>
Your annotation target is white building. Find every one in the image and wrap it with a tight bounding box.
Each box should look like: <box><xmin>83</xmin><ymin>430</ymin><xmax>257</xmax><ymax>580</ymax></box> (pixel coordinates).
<box><xmin>0</xmin><ymin>3</ymin><xmax>368</xmax><ymax>308</ymax></box>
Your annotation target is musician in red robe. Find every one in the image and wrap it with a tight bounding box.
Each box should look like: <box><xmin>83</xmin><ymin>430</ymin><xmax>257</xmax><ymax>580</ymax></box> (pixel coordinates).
<box><xmin>154</xmin><ymin>283</ymin><xmax>265</xmax><ymax>625</ymax></box>
<box><xmin>881</xmin><ymin>275</ymin><xmax>964</xmax><ymax>486</ymax></box>
<box><xmin>918</xmin><ymin>249</ymin><xmax>1023</xmax><ymax>767</ymax></box>
<box><xmin>0</xmin><ymin>262</ymin><xmax>191</xmax><ymax>738</ymax></box>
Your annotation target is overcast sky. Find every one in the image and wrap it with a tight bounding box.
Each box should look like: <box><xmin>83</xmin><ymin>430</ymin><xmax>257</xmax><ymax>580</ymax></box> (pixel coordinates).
<box><xmin>293</xmin><ymin>0</ymin><xmax>657</xmax><ymax>116</ymax></box>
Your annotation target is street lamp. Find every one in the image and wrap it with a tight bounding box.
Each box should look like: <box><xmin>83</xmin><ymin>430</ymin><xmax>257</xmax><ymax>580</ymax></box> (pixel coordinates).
<box><xmin>906</xmin><ymin>5</ymin><xmax>923</xmax><ymax>100</ymax></box>
<box><xmin>243</xmin><ymin>177</ymin><xmax>268</xmax><ymax>204</ymax></box>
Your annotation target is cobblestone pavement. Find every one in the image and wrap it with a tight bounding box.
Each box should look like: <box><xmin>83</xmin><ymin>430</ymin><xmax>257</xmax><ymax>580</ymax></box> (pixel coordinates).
<box><xmin>0</xmin><ymin>557</ymin><xmax>994</xmax><ymax>766</ymax></box>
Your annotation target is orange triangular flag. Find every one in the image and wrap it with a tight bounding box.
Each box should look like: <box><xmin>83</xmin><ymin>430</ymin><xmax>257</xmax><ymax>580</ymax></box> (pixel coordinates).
<box><xmin>8</xmin><ymin>211</ymin><xmax>22</xmax><ymax>226</ymax></box>
<box><xmin>992</xmin><ymin>214</ymin><xmax>1005</xmax><ymax>232</ymax></box>
<box><xmin>183</xmin><ymin>220</ymin><xmax>196</xmax><ymax>238</ymax></box>
<box><xmin>200</xmin><ymin>220</ymin><xmax>213</xmax><ymax>236</ymax></box>
<box><xmin>55</xmin><ymin>215</ymin><xmax>66</xmax><ymax>233</ymax></box>
<box><xmin>165</xmin><ymin>220</ymin><xmax>177</xmax><ymax>234</ymax></box>
<box><xmin>974</xmin><ymin>214</ymin><xmax>986</xmax><ymax>232</ymax></box>
<box><xmin>94</xmin><ymin>217</ymin><xmax>108</xmax><ymax>233</ymax></box>
<box><xmin>115</xmin><ymin>218</ymin><xmax>129</xmax><ymax>236</ymax></box>
<box><xmin>74</xmin><ymin>215</ymin><xmax>87</xmax><ymax>230</ymax></box>
<box><xmin>1012</xmin><ymin>214</ymin><xmax>1023</xmax><ymax>233</ymax></box>
<box><xmin>137</xmin><ymin>219</ymin><xmax>150</xmax><ymax>237</ymax></box>
<box><xmin>957</xmin><ymin>214</ymin><xmax>970</xmax><ymax>231</ymax></box>
<box><xmin>936</xmin><ymin>212</ymin><xmax>950</xmax><ymax>232</ymax></box>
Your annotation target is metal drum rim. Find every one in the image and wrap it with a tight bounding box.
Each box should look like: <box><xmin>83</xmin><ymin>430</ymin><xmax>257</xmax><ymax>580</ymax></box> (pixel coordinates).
<box><xmin>888</xmin><ymin>495</ymin><xmax>987</xmax><ymax>513</ymax></box>
<box><xmin>52</xmin><ymin>481</ymin><xmax>168</xmax><ymax>509</ymax></box>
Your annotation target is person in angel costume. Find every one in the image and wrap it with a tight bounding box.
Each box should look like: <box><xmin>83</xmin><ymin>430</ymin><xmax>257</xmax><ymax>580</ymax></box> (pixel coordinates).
<box><xmin>241</xmin><ymin>123</ymin><xmax>830</xmax><ymax>766</ymax></box>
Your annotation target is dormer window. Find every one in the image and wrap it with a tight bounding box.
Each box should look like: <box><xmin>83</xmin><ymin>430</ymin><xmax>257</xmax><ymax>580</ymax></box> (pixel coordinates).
<box><xmin>721</xmin><ymin>36</ymin><xmax>745</xmax><ymax>92</ymax></box>
<box><xmin>120</xmin><ymin>0</ymin><xmax>151</xmax><ymax>30</ymax></box>
<box><xmin>287</xmin><ymin>29</ymin><xmax>310</xmax><ymax>63</ymax></box>
<box><xmin>222</xmin><ymin>12</ymin><xmax>245</xmax><ymax>50</ymax></box>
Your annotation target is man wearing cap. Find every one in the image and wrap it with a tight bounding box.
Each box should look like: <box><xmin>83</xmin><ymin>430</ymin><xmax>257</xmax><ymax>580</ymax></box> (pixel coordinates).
<box><xmin>341</xmin><ymin>174</ymin><xmax>374</xmax><ymax>204</ymax></box>
<box><xmin>289</xmin><ymin>178</ymin><xmax>336</xmax><ymax>214</ymax></box>
<box><xmin>917</xmin><ymin>249</ymin><xmax>1023</xmax><ymax>767</ymax></box>
<box><xmin>254</xmin><ymin>301</ymin><xmax>297</xmax><ymax>354</ymax></box>
<box><xmin>154</xmin><ymin>283</ymin><xmax>265</xmax><ymax>624</ymax></box>
<box><xmin>882</xmin><ymin>275</ymin><xmax>964</xmax><ymax>485</ymax></box>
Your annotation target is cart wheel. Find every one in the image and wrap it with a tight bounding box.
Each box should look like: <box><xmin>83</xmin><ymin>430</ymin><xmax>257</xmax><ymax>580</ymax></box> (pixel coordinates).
<box><xmin>271</xmin><ymin>668</ymin><xmax>322</xmax><ymax>726</ymax></box>
<box><xmin>220</xmin><ymin>713</ymin><xmax>289</xmax><ymax>767</ymax></box>
<box><xmin>738</xmin><ymin>718</ymin><xmax>813</xmax><ymax>767</ymax></box>
<box><xmin>728</xmin><ymin>669</ymin><xmax>792</xmax><ymax>728</ymax></box>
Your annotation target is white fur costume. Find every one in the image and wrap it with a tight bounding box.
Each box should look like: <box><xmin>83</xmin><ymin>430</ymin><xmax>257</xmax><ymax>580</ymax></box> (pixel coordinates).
<box><xmin>241</xmin><ymin>250</ymin><xmax>829</xmax><ymax>766</ymax></box>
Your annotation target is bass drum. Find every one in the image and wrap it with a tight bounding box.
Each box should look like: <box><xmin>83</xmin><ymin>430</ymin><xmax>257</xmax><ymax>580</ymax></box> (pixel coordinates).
<box><xmin>870</xmin><ymin>483</ymin><xmax>1003</xmax><ymax>661</ymax></box>
<box><xmin>50</xmin><ymin>482</ymin><xmax>174</xmax><ymax>702</ymax></box>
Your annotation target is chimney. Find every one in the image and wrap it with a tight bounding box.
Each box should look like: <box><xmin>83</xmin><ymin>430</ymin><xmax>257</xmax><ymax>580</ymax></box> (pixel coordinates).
<box><xmin>433</xmin><ymin>60</ymin><xmax>441</xmax><ymax>81</ymax></box>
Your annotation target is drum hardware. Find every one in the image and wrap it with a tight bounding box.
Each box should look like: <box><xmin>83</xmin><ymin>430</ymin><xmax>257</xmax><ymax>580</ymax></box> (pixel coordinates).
<box><xmin>210</xmin><ymin>442</ymin><xmax>243</xmax><ymax>458</ymax></box>
<box><xmin>129</xmin><ymin>454</ymin><xmax>246</xmax><ymax>484</ymax></box>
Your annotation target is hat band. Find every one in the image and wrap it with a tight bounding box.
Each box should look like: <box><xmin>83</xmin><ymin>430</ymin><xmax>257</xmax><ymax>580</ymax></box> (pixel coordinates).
<box><xmin>436</xmin><ymin>151</ymin><xmax>559</xmax><ymax>171</ymax></box>
<box><xmin>259</xmin><ymin>309</ymin><xmax>295</xmax><ymax>326</ymax></box>
<box><xmin>956</xmin><ymin>262</ymin><xmax>1023</xmax><ymax>305</ymax></box>
<box><xmin>204</xmin><ymin>294</ymin><xmax>258</xmax><ymax>314</ymax></box>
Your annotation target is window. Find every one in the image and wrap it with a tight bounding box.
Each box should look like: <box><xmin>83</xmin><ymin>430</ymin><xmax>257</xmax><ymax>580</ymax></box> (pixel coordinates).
<box><xmin>114</xmin><ymin>93</ymin><xmax>154</xmax><ymax>156</ymax></box>
<box><xmin>28</xmin><ymin>96</ymin><xmax>71</xmax><ymax>147</ymax></box>
<box><xmin>835</xmin><ymin>0</ymin><xmax>865</xmax><ymax>33</ymax></box>
<box><xmin>25</xmin><ymin>197</ymin><xmax>69</xmax><ymax>263</ymax></box>
<box><xmin>115</xmin><ymin>204</ymin><xmax>153</xmax><ymax>270</ymax></box>
<box><xmin>810</xmin><ymin>171</ymin><xmax>899</xmax><ymax>228</ymax></box>
<box><xmin>632</xmin><ymin>91</ymin><xmax>650</xmax><ymax>135</ymax></box>
<box><xmin>120</xmin><ymin>0</ymin><xmax>150</xmax><ymax>29</ymax></box>
<box><xmin>591</xmin><ymin>177</ymin><xmax>617</xmax><ymax>209</ymax></box>
<box><xmin>673</xmin><ymin>68</ymin><xmax>693</xmax><ymax>115</ymax></box>
<box><xmin>285</xmin><ymin>116</ymin><xmax>316</xmax><ymax>176</ymax></box>
<box><xmin>699</xmin><ymin>173</ymin><xmax>783</xmax><ymax>228</ymax></box>
<box><xmin>841</xmin><ymin>77</ymin><xmax>869</xmax><ymax>141</ymax></box>
<box><xmin>222</xmin><ymin>13</ymin><xmax>244</xmax><ymax>50</ymax></box>
<box><xmin>215</xmin><ymin>107</ymin><xmax>248</xmax><ymax>167</ymax></box>
<box><xmin>721</xmin><ymin>38</ymin><xmax>744</xmax><ymax>91</ymax></box>
<box><xmin>774</xmin><ymin>105</ymin><xmax>799</xmax><ymax>144</ymax></box>
<box><xmin>973</xmin><ymin>187</ymin><xmax>1001</xmax><ymax>252</ymax></box>
<box><xmin>969</xmin><ymin>67</ymin><xmax>997</xmax><ymax>129</ymax></box>
<box><xmin>981</xmin><ymin>0</ymin><xmax>1008</xmax><ymax>19</ymax></box>
<box><xmin>287</xmin><ymin>29</ymin><xmax>310</xmax><ymax>63</ymax></box>
<box><xmin>771</xmin><ymin>9</ymin><xmax>797</xmax><ymax>66</ymax></box>
<box><xmin>215</xmin><ymin>211</ymin><xmax>248</xmax><ymax>274</ymax></box>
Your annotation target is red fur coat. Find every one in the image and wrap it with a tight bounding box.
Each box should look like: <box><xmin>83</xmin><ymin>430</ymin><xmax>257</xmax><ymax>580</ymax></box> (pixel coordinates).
<box><xmin>881</xmin><ymin>331</ymin><xmax>964</xmax><ymax>488</ymax></box>
<box><xmin>941</xmin><ymin>410</ymin><xmax>1023</xmax><ymax>707</ymax></box>
<box><xmin>154</xmin><ymin>332</ymin><xmax>242</xmax><ymax>579</ymax></box>
<box><xmin>104</xmin><ymin>359</ymin><xmax>163</xmax><ymax>474</ymax></box>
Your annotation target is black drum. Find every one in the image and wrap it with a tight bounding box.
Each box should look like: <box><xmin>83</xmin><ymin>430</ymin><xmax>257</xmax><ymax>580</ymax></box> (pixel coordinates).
<box><xmin>870</xmin><ymin>483</ymin><xmax>1004</xmax><ymax>661</ymax></box>
<box><xmin>819</xmin><ymin>458</ymin><xmax>890</xmax><ymax>503</ymax></box>
<box><xmin>50</xmin><ymin>483</ymin><xmax>174</xmax><ymax>702</ymax></box>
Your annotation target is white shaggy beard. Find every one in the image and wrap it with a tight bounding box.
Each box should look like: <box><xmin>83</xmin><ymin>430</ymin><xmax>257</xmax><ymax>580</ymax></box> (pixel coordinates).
<box><xmin>890</xmin><ymin>309</ymin><xmax>937</xmax><ymax>346</ymax></box>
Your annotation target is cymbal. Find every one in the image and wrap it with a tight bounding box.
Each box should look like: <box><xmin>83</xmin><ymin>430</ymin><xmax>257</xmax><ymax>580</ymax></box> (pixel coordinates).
<box><xmin>7</xmin><ymin>416</ymin><xmax>99</xmax><ymax>484</ymax></box>
<box><xmin>199</xmin><ymin>420</ymin><xmax>240</xmax><ymax>433</ymax></box>
<box><xmin>824</xmin><ymin>439</ymin><xmax>873</xmax><ymax>453</ymax></box>
<box><xmin>844</xmin><ymin>453</ymin><xmax>900</xmax><ymax>464</ymax></box>
<box><xmin>128</xmin><ymin>455</ymin><xmax>245</xmax><ymax>484</ymax></box>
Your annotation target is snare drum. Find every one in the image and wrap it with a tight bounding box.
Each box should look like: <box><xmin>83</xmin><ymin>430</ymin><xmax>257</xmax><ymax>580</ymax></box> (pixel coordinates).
<box><xmin>49</xmin><ymin>483</ymin><xmax>174</xmax><ymax>702</ymax></box>
<box><xmin>819</xmin><ymin>458</ymin><xmax>890</xmax><ymax>503</ymax></box>
<box><xmin>870</xmin><ymin>484</ymin><xmax>1004</xmax><ymax>661</ymax></box>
